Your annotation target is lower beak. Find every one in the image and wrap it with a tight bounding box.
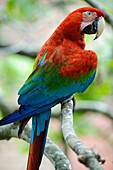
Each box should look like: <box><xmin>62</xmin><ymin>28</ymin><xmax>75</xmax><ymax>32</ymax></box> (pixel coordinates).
<box><xmin>82</xmin><ymin>16</ymin><xmax>105</xmax><ymax>40</ymax></box>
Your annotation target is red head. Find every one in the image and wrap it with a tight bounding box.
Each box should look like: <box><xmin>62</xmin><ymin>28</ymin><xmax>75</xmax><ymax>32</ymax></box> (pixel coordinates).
<box><xmin>57</xmin><ymin>7</ymin><xmax>105</xmax><ymax>42</ymax></box>
<box><xmin>35</xmin><ymin>7</ymin><xmax>105</xmax><ymax>67</ymax></box>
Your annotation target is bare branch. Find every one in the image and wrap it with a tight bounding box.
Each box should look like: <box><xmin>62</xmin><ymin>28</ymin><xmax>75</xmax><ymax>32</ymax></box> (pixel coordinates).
<box><xmin>0</xmin><ymin>122</ymin><xmax>71</xmax><ymax>170</ymax></box>
<box><xmin>0</xmin><ymin>96</ymin><xmax>110</xmax><ymax>169</ymax></box>
<box><xmin>84</xmin><ymin>0</ymin><xmax>113</xmax><ymax>27</ymax></box>
<box><xmin>75</xmin><ymin>100</ymin><xmax>113</xmax><ymax>120</ymax></box>
<box><xmin>0</xmin><ymin>42</ymin><xmax>38</xmax><ymax>58</ymax></box>
<box><xmin>0</xmin><ymin>122</ymin><xmax>31</xmax><ymax>142</ymax></box>
<box><xmin>45</xmin><ymin>137</ymin><xmax>71</xmax><ymax>170</ymax></box>
<box><xmin>52</xmin><ymin>100</ymin><xmax>113</xmax><ymax>120</ymax></box>
<box><xmin>61</xmin><ymin>98</ymin><xmax>105</xmax><ymax>170</ymax></box>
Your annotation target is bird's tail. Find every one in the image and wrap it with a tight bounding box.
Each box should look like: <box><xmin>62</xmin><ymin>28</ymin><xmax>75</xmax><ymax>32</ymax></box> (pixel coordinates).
<box><xmin>27</xmin><ymin>109</ymin><xmax>51</xmax><ymax>170</ymax></box>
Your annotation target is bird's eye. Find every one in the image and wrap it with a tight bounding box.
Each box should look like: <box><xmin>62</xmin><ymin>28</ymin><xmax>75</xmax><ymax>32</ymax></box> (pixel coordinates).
<box><xmin>86</xmin><ymin>11</ymin><xmax>92</xmax><ymax>16</ymax></box>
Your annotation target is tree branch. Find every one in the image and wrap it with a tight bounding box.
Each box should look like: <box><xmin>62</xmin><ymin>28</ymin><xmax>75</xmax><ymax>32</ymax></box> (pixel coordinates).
<box><xmin>61</xmin><ymin>97</ymin><xmax>105</xmax><ymax>170</ymax></box>
<box><xmin>0</xmin><ymin>42</ymin><xmax>38</xmax><ymax>58</ymax></box>
<box><xmin>0</xmin><ymin>122</ymin><xmax>30</xmax><ymax>142</ymax></box>
<box><xmin>52</xmin><ymin>100</ymin><xmax>113</xmax><ymax>120</ymax></box>
<box><xmin>0</xmin><ymin>122</ymin><xmax>71</xmax><ymax>170</ymax></box>
<box><xmin>75</xmin><ymin>100</ymin><xmax>113</xmax><ymax>120</ymax></box>
<box><xmin>45</xmin><ymin>137</ymin><xmax>71</xmax><ymax>170</ymax></box>
<box><xmin>0</xmin><ymin>96</ymin><xmax>110</xmax><ymax>169</ymax></box>
<box><xmin>84</xmin><ymin>0</ymin><xmax>113</xmax><ymax>27</ymax></box>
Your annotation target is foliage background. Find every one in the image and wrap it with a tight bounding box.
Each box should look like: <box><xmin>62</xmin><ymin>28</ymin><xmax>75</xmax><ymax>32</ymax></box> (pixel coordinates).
<box><xmin>0</xmin><ymin>0</ymin><xmax>113</xmax><ymax>170</ymax></box>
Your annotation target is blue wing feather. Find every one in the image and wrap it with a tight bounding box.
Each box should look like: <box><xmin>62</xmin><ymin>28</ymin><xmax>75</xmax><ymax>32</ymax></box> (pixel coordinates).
<box><xmin>0</xmin><ymin>51</ymin><xmax>96</xmax><ymax>126</ymax></box>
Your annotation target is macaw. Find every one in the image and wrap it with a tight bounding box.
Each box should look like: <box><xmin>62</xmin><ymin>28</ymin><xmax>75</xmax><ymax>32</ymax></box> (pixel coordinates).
<box><xmin>0</xmin><ymin>7</ymin><xmax>105</xmax><ymax>170</ymax></box>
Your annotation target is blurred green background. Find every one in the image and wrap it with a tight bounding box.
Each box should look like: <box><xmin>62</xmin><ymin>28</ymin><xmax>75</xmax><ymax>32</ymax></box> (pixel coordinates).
<box><xmin>0</xmin><ymin>0</ymin><xmax>113</xmax><ymax>170</ymax></box>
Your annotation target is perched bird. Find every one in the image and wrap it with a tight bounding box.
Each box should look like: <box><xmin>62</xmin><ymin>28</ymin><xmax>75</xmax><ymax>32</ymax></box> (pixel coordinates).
<box><xmin>0</xmin><ymin>7</ymin><xmax>105</xmax><ymax>170</ymax></box>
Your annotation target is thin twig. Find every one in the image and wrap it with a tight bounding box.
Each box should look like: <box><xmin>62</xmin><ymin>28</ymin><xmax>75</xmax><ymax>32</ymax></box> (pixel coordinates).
<box><xmin>0</xmin><ymin>42</ymin><xmax>38</xmax><ymax>58</ymax></box>
<box><xmin>75</xmin><ymin>100</ymin><xmax>113</xmax><ymax>120</ymax></box>
<box><xmin>84</xmin><ymin>0</ymin><xmax>113</xmax><ymax>27</ymax></box>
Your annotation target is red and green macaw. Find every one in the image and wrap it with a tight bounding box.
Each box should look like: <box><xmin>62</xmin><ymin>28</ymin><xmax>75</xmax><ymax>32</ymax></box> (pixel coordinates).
<box><xmin>0</xmin><ymin>7</ymin><xmax>105</xmax><ymax>170</ymax></box>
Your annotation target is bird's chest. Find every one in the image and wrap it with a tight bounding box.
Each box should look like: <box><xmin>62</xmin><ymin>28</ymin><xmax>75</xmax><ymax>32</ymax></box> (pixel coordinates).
<box><xmin>53</xmin><ymin>39</ymin><xmax>81</xmax><ymax>66</ymax></box>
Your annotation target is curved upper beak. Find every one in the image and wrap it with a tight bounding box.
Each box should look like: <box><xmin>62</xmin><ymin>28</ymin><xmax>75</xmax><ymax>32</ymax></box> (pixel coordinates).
<box><xmin>81</xmin><ymin>16</ymin><xmax>105</xmax><ymax>40</ymax></box>
<box><xmin>94</xmin><ymin>17</ymin><xmax>105</xmax><ymax>40</ymax></box>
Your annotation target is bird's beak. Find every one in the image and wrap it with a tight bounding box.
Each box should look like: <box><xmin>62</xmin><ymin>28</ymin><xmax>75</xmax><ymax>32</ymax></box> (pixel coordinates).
<box><xmin>94</xmin><ymin>17</ymin><xmax>105</xmax><ymax>40</ymax></box>
<box><xmin>81</xmin><ymin>16</ymin><xmax>105</xmax><ymax>40</ymax></box>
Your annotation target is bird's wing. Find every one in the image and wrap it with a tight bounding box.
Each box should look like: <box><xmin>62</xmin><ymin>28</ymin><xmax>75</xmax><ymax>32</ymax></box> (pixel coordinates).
<box><xmin>18</xmin><ymin>49</ymin><xmax>96</xmax><ymax>110</ymax></box>
<box><xmin>0</xmin><ymin>49</ymin><xmax>96</xmax><ymax>125</ymax></box>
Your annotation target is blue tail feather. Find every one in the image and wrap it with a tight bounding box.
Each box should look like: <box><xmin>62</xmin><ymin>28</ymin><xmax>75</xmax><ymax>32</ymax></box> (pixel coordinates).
<box><xmin>31</xmin><ymin>109</ymin><xmax>51</xmax><ymax>144</ymax></box>
<box><xmin>27</xmin><ymin>109</ymin><xmax>51</xmax><ymax>169</ymax></box>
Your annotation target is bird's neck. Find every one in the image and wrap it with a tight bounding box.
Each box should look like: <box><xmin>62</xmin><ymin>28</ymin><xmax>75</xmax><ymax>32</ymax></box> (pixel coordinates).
<box><xmin>50</xmin><ymin>26</ymin><xmax>86</xmax><ymax>50</ymax></box>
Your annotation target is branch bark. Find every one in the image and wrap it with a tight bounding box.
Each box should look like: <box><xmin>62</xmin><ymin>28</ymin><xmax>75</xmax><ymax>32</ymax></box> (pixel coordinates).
<box><xmin>52</xmin><ymin>100</ymin><xmax>113</xmax><ymax>120</ymax></box>
<box><xmin>45</xmin><ymin>137</ymin><xmax>71</xmax><ymax>170</ymax></box>
<box><xmin>0</xmin><ymin>122</ymin><xmax>71</xmax><ymax>170</ymax></box>
<box><xmin>61</xmin><ymin>97</ymin><xmax>105</xmax><ymax>170</ymax></box>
